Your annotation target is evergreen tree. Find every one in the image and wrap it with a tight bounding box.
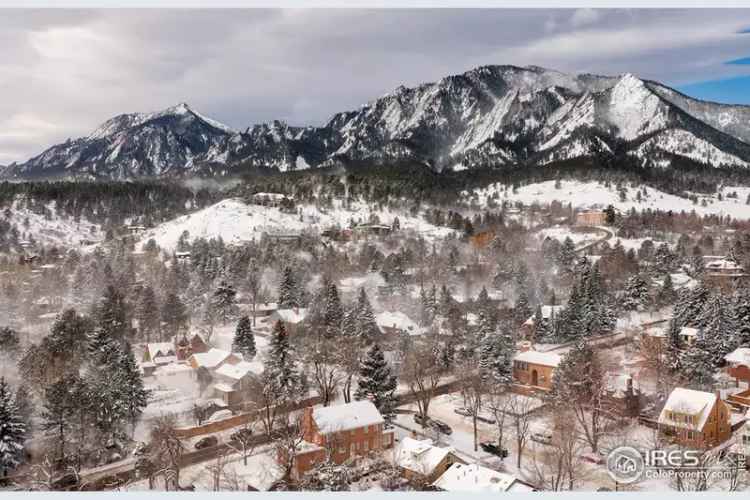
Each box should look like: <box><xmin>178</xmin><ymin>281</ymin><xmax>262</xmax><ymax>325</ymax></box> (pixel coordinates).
<box><xmin>354</xmin><ymin>288</ymin><xmax>380</xmax><ymax>342</ymax></box>
<box><xmin>0</xmin><ymin>327</ymin><xmax>20</xmax><ymax>356</ymax></box>
<box><xmin>264</xmin><ymin>321</ymin><xmax>302</xmax><ymax>401</ymax></box>
<box><xmin>0</xmin><ymin>378</ymin><xmax>25</xmax><ymax>477</ymax></box>
<box><xmin>655</xmin><ymin>273</ymin><xmax>677</xmax><ymax>307</ymax></box>
<box><xmin>622</xmin><ymin>274</ymin><xmax>650</xmax><ymax>311</ymax></box>
<box><xmin>211</xmin><ymin>280</ymin><xmax>239</xmax><ymax>324</ymax></box>
<box><xmin>94</xmin><ymin>285</ymin><xmax>130</xmax><ymax>342</ymax></box>
<box><xmin>136</xmin><ymin>286</ymin><xmax>160</xmax><ymax>342</ymax></box>
<box><xmin>354</xmin><ymin>343</ymin><xmax>397</xmax><ymax>426</ymax></box>
<box><xmin>161</xmin><ymin>293</ymin><xmax>188</xmax><ymax>338</ymax></box>
<box><xmin>232</xmin><ymin>316</ymin><xmax>257</xmax><ymax>360</ymax></box>
<box><xmin>514</xmin><ymin>290</ymin><xmax>532</xmax><ymax>325</ymax></box>
<box><xmin>664</xmin><ymin>319</ymin><xmax>683</xmax><ymax>374</ymax></box>
<box><xmin>323</xmin><ymin>281</ymin><xmax>344</xmax><ymax>338</ymax></box>
<box><xmin>478</xmin><ymin>330</ymin><xmax>515</xmax><ymax>385</ymax></box>
<box><xmin>278</xmin><ymin>267</ymin><xmax>300</xmax><ymax>309</ymax></box>
<box><xmin>679</xmin><ymin>328</ymin><xmax>717</xmax><ymax>390</ymax></box>
<box><xmin>673</xmin><ymin>284</ymin><xmax>710</xmax><ymax>327</ymax></box>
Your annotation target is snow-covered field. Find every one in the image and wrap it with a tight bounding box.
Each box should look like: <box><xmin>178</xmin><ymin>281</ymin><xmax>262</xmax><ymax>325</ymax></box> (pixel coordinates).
<box><xmin>467</xmin><ymin>180</ymin><xmax>750</xmax><ymax>220</ymax></box>
<box><xmin>136</xmin><ymin>198</ymin><xmax>454</xmax><ymax>252</ymax></box>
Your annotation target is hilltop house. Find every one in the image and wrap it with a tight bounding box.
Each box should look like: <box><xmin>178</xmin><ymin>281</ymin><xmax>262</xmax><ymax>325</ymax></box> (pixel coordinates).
<box><xmin>395</xmin><ymin>437</ymin><xmax>465</xmax><ymax>484</ymax></box>
<box><xmin>512</xmin><ymin>349</ymin><xmax>562</xmax><ymax>392</ymax></box>
<box><xmin>284</xmin><ymin>401</ymin><xmax>395</xmax><ymax>480</ymax></box>
<box><xmin>432</xmin><ymin>463</ymin><xmax>535</xmax><ymax>493</ymax></box>
<box><xmin>703</xmin><ymin>257</ymin><xmax>749</xmax><ymax>288</ymax></box>
<box><xmin>658</xmin><ymin>387</ymin><xmax>732</xmax><ymax>448</ymax></box>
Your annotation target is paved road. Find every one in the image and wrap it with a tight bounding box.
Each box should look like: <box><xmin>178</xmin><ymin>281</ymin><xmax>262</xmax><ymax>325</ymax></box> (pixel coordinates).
<box><xmin>574</xmin><ymin>225</ymin><xmax>615</xmax><ymax>254</ymax></box>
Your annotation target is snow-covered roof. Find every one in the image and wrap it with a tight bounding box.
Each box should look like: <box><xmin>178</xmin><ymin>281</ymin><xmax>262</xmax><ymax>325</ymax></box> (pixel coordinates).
<box><xmin>252</xmin><ymin>192</ymin><xmax>290</xmax><ymax>200</ymax></box>
<box><xmin>215</xmin><ymin>360</ymin><xmax>257</xmax><ymax>380</ymax></box>
<box><xmin>154</xmin><ymin>363</ymin><xmax>193</xmax><ymax>375</ymax></box>
<box><xmin>432</xmin><ymin>463</ymin><xmax>531</xmax><ymax>493</ymax></box>
<box><xmin>705</xmin><ymin>259</ymin><xmax>744</xmax><ymax>271</ymax></box>
<box><xmin>213</xmin><ymin>382</ymin><xmax>235</xmax><ymax>393</ymax></box>
<box><xmin>679</xmin><ymin>327</ymin><xmax>699</xmax><ymax>338</ymax></box>
<box><xmin>514</xmin><ymin>350</ymin><xmax>562</xmax><ymax>368</ymax></box>
<box><xmin>725</xmin><ymin>347</ymin><xmax>750</xmax><ymax>366</ymax></box>
<box><xmin>375</xmin><ymin>311</ymin><xmax>423</xmax><ymax>335</ymax></box>
<box><xmin>272</xmin><ymin>308</ymin><xmax>307</xmax><ymax>324</ymax></box>
<box><xmin>605</xmin><ymin>372</ymin><xmax>639</xmax><ymax>398</ymax></box>
<box><xmin>395</xmin><ymin>437</ymin><xmax>456</xmax><ymax>476</ymax></box>
<box><xmin>643</xmin><ymin>326</ymin><xmax>666</xmax><ymax>338</ymax></box>
<box><xmin>190</xmin><ymin>348</ymin><xmax>235</xmax><ymax>369</ymax></box>
<box><xmin>658</xmin><ymin>387</ymin><xmax>718</xmax><ymax>430</ymax></box>
<box><xmin>523</xmin><ymin>305</ymin><xmax>565</xmax><ymax>326</ymax></box>
<box><xmin>312</xmin><ymin>400</ymin><xmax>384</xmax><ymax>434</ymax></box>
<box><xmin>147</xmin><ymin>342</ymin><xmax>175</xmax><ymax>361</ymax></box>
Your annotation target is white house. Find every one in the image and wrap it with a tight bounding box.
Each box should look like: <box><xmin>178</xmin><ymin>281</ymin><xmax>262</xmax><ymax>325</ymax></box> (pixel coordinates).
<box><xmin>395</xmin><ymin>437</ymin><xmax>464</xmax><ymax>482</ymax></box>
<box><xmin>432</xmin><ymin>463</ymin><xmax>535</xmax><ymax>492</ymax></box>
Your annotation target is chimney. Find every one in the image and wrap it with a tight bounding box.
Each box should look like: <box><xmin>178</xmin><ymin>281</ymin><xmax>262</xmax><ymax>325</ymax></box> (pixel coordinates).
<box><xmin>518</xmin><ymin>341</ymin><xmax>532</xmax><ymax>353</ymax></box>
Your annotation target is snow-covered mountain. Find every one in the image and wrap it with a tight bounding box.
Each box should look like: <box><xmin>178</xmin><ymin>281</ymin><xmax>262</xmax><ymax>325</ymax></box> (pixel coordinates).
<box><xmin>5</xmin><ymin>65</ymin><xmax>750</xmax><ymax>179</ymax></box>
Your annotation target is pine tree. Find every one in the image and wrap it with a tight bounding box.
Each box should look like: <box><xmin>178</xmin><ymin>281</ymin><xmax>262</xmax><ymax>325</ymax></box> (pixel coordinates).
<box><xmin>0</xmin><ymin>378</ymin><xmax>25</xmax><ymax>476</ymax></box>
<box><xmin>655</xmin><ymin>273</ymin><xmax>677</xmax><ymax>307</ymax></box>
<box><xmin>211</xmin><ymin>280</ymin><xmax>239</xmax><ymax>324</ymax></box>
<box><xmin>664</xmin><ymin>319</ymin><xmax>683</xmax><ymax>374</ymax></box>
<box><xmin>679</xmin><ymin>328</ymin><xmax>717</xmax><ymax>390</ymax></box>
<box><xmin>0</xmin><ymin>327</ymin><xmax>20</xmax><ymax>355</ymax></box>
<box><xmin>94</xmin><ymin>285</ymin><xmax>130</xmax><ymax>342</ymax></box>
<box><xmin>622</xmin><ymin>274</ymin><xmax>651</xmax><ymax>311</ymax></box>
<box><xmin>478</xmin><ymin>330</ymin><xmax>515</xmax><ymax>385</ymax></box>
<box><xmin>323</xmin><ymin>282</ymin><xmax>343</xmax><ymax>338</ymax></box>
<box><xmin>232</xmin><ymin>316</ymin><xmax>257</xmax><ymax>360</ymax></box>
<box><xmin>354</xmin><ymin>288</ymin><xmax>380</xmax><ymax>342</ymax></box>
<box><xmin>117</xmin><ymin>344</ymin><xmax>151</xmax><ymax>436</ymax></box>
<box><xmin>278</xmin><ymin>267</ymin><xmax>300</xmax><ymax>309</ymax></box>
<box><xmin>161</xmin><ymin>293</ymin><xmax>188</xmax><ymax>339</ymax></box>
<box><xmin>354</xmin><ymin>344</ymin><xmax>397</xmax><ymax>426</ymax></box>
<box><xmin>136</xmin><ymin>286</ymin><xmax>160</xmax><ymax>342</ymax></box>
<box><xmin>514</xmin><ymin>290</ymin><xmax>531</xmax><ymax>325</ymax></box>
<box><xmin>264</xmin><ymin>321</ymin><xmax>301</xmax><ymax>401</ymax></box>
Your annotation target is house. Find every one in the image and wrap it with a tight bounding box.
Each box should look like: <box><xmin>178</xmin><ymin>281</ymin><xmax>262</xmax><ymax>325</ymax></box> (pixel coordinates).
<box><xmin>575</xmin><ymin>210</ymin><xmax>607</xmax><ymax>226</ymax></box>
<box><xmin>126</xmin><ymin>225</ymin><xmax>146</xmax><ymax>236</ymax></box>
<box><xmin>703</xmin><ymin>258</ymin><xmax>749</xmax><ymax>288</ymax></box>
<box><xmin>658</xmin><ymin>387</ymin><xmax>732</xmax><ymax>448</ymax></box>
<box><xmin>187</xmin><ymin>348</ymin><xmax>241</xmax><ymax>371</ymax></box>
<box><xmin>512</xmin><ymin>349</ymin><xmax>562</xmax><ymax>392</ymax></box>
<box><xmin>725</xmin><ymin>348</ymin><xmax>750</xmax><ymax>386</ymax></box>
<box><xmin>520</xmin><ymin>305</ymin><xmax>565</xmax><ymax>340</ymax></box>
<box><xmin>469</xmin><ymin>230</ymin><xmax>495</xmax><ymax>249</ymax></box>
<box><xmin>152</xmin><ymin>363</ymin><xmax>197</xmax><ymax>393</ymax></box>
<box><xmin>269</xmin><ymin>308</ymin><xmax>307</xmax><ymax>335</ymax></box>
<box><xmin>642</xmin><ymin>324</ymin><xmax>697</xmax><ymax>347</ymax></box>
<box><xmin>395</xmin><ymin>437</ymin><xmax>465</xmax><ymax>484</ymax></box>
<box><xmin>212</xmin><ymin>361</ymin><xmax>259</xmax><ymax>407</ymax></box>
<box><xmin>376</xmin><ymin>311</ymin><xmax>423</xmax><ymax>338</ymax></box>
<box><xmin>252</xmin><ymin>302</ymin><xmax>278</xmax><ymax>318</ymax></box>
<box><xmin>432</xmin><ymin>463</ymin><xmax>535</xmax><ymax>493</ymax></box>
<box><xmin>678</xmin><ymin>327</ymin><xmax>699</xmax><ymax>346</ymax></box>
<box><xmin>252</xmin><ymin>192</ymin><xmax>293</xmax><ymax>208</ymax></box>
<box><xmin>352</xmin><ymin>223</ymin><xmax>392</xmax><ymax>240</ymax></box>
<box><xmin>285</xmin><ymin>401</ymin><xmax>395</xmax><ymax>480</ymax></box>
<box><xmin>142</xmin><ymin>342</ymin><xmax>178</xmax><ymax>366</ymax></box>
<box><xmin>603</xmin><ymin>373</ymin><xmax>642</xmax><ymax>418</ymax></box>
<box><xmin>174</xmin><ymin>333</ymin><xmax>209</xmax><ymax>361</ymax></box>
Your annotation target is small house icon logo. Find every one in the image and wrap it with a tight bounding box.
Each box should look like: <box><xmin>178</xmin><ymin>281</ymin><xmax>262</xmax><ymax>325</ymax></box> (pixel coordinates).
<box><xmin>607</xmin><ymin>446</ymin><xmax>645</xmax><ymax>484</ymax></box>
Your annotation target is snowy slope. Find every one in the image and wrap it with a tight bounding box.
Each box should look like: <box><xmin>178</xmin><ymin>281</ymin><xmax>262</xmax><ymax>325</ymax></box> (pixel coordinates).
<box><xmin>137</xmin><ymin>198</ymin><xmax>454</xmax><ymax>252</ymax></box>
<box><xmin>3</xmin><ymin>199</ymin><xmax>103</xmax><ymax>248</ymax></box>
<box><xmin>467</xmin><ymin>180</ymin><xmax>750</xmax><ymax>220</ymax></box>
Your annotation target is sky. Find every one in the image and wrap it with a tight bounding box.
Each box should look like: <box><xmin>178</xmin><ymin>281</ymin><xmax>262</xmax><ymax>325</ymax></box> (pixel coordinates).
<box><xmin>0</xmin><ymin>8</ymin><xmax>749</xmax><ymax>165</ymax></box>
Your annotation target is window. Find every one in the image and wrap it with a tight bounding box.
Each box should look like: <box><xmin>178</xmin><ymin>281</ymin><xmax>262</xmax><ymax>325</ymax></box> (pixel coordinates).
<box><xmin>350</xmin><ymin>443</ymin><xmax>356</xmax><ymax>455</ymax></box>
<box><xmin>364</xmin><ymin>440</ymin><xmax>369</xmax><ymax>452</ymax></box>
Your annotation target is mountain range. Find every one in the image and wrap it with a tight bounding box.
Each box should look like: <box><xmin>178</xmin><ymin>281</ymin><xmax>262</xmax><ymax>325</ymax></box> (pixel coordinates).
<box><xmin>4</xmin><ymin>65</ymin><xmax>750</xmax><ymax>180</ymax></box>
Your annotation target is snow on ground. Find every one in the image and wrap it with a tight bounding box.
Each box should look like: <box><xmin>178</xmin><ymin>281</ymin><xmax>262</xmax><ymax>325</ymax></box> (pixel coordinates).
<box><xmin>467</xmin><ymin>180</ymin><xmax>750</xmax><ymax>220</ymax></box>
<box><xmin>536</xmin><ymin>225</ymin><xmax>605</xmax><ymax>248</ymax></box>
<box><xmin>3</xmin><ymin>199</ymin><xmax>102</xmax><ymax>248</ymax></box>
<box><xmin>135</xmin><ymin>197</ymin><xmax>454</xmax><ymax>252</ymax></box>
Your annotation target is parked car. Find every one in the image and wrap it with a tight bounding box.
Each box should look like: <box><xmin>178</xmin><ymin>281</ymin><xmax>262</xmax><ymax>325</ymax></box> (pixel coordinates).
<box><xmin>413</xmin><ymin>414</ymin><xmax>453</xmax><ymax>435</ymax></box>
<box><xmin>453</xmin><ymin>407</ymin><xmax>496</xmax><ymax>424</ymax></box>
<box><xmin>480</xmin><ymin>441</ymin><xmax>509</xmax><ymax>458</ymax></box>
<box><xmin>530</xmin><ymin>432</ymin><xmax>553</xmax><ymax>445</ymax></box>
<box><xmin>195</xmin><ymin>435</ymin><xmax>219</xmax><ymax>450</ymax></box>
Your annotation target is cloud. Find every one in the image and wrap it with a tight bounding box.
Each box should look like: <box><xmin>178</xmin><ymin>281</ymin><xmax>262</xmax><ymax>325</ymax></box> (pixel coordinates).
<box><xmin>569</xmin><ymin>8</ymin><xmax>602</xmax><ymax>28</ymax></box>
<box><xmin>1</xmin><ymin>9</ymin><xmax>750</xmax><ymax>165</ymax></box>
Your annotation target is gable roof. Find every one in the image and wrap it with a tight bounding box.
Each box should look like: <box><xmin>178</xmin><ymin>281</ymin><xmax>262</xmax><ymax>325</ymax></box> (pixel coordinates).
<box><xmin>432</xmin><ymin>463</ymin><xmax>532</xmax><ymax>493</ymax></box>
<box><xmin>725</xmin><ymin>347</ymin><xmax>750</xmax><ymax>366</ymax></box>
<box><xmin>523</xmin><ymin>305</ymin><xmax>565</xmax><ymax>326</ymax></box>
<box><xmin>395</xmin><ymin>437</ymin><xmax>457</xmax><ymax>476</ymax></box>
<box><xmin>375</xmin><ymin>311</ymin><xmax>423</xmax><ymax>335</ymax></box>
<box><xmin>190</xmin><ymin>348</ymin><xmax>235</xmax><ymax>369</ymax></box>
<box><xmin>214</xmin><ymin>360</ymin><xmax>257</xmax><ymax>380</ymax></box>
<box><xmin>658</xmin><ymin>387</ymin><xmax>718</xmax><ymax>430</ymax></box>
<box><xmin>312</xmin><ymin>400</ymin><xmax>384</xmax><ymax>434</ymax></box>
<box><xmin>272</xmin><ymin>308</ymin><xmax>307</xmax><ymax>324</ymax></box>
<box><xmin>514</xmin><ymin>350</ymin><xmax>562</xmax><ymax>368</ymax></box>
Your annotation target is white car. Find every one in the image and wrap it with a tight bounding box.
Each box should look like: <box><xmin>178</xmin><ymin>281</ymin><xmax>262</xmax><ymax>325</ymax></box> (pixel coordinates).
<box><xmin>530</xmin><ymin>432</ymin><xmax>553</xmax><ymax>445</ymax></box>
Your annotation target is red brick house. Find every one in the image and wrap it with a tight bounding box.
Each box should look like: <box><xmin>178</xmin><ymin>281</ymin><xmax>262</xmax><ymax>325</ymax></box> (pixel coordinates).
<box><xmin>658</xmin><ymin>387</ymin><xmax>732</xmax><ymax>449</ymax></box>
<box><xmin>285</xmin><ymin>401</ymin><xmax>395</xmax><ymax>480</ymax></box>
<box><xmin>175</xmin><ymin>333</ymin><xmax>209</xmax><ymax>361</ymax></box>
<box><xmin>725</xmin><ymin>348</ymin><xmax>750</xmax><ymax>386</ymax></box>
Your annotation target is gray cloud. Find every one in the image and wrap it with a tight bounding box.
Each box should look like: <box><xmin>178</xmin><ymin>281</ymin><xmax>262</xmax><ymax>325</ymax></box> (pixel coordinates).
<box><xmin>1</xmin><ymin>8</ymin><xmax>749</xmax><ymax>165</ymax></box>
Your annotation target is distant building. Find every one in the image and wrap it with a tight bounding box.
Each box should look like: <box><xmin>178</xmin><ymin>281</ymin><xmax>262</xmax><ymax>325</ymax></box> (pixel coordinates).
<box><xmin>251</xmin><ymin>192</ymin><xmax>294</xmax><ymax>208</ymax></box>
<box><xmin>575</xmin><ymin>210</ymin><xmax>607</xmax><ymax>226</ymax></box>
<box><xmin>352</xmin><ymin>223</ymin><xmax>392</xmax><ymax>240</ymax></box>
<box><xmin>432</xmin><ymin>463</ymin><xmax>536</xmax><ymax>493</ymax></box>
<box><xmin>284</xmin><ymin>401</ymin><xmax>395</xmax><ymax>480</ymax></box>
<box><xmin>512</xmin><ymin>348</ymin><xmax>562</xmax><ymax>392</ymax></box>
<box><xmin>725</xmin><ymin>348</ymin><xmax>750</xmax><ymax>386</ymax></box>
<box><xmin>469</xmin><ymin>230</ymin><xmax>495</xmax><ymax>249</ymax></box>
<box><xmin>269</xmin><ymin>309</ymin><xmax>307</xmax><ymax>335</ymax></box>
<box><xmin>175</xmin><ymin>333</ymin><xmax>209</xmax><ymax>361</ymax></box>
<box><xmin>703</xmin><ymin>258</ymin><xmax>749</xmax><ymax>288</ymax></box>
<box><xmin>603</xmin><ymin>372</ymin><xmax>642</xmax><ymax>418</ymax></box>
<box><xmin>126</xmin><ymin>225</ymin><xmax>146</xmax><ymax>236</ymax></box>
<box><xmin>375</xmin><ymin>311</ymin><xmax>423</xmax><ymax>338</ymax></box>
<box><xmin>187</xmin><ymin>348</ymin><xmax>241</xmax><ymax>371</ymax></box>
<box><xmin>395</xmin><ymin>437</ymin><xmax>465</xmax><ymax>484</ymax></box>
<box><xmin>658</xmin><ymin>387</ymin><xmax>732</xmax><ymax>449</ymax></box>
